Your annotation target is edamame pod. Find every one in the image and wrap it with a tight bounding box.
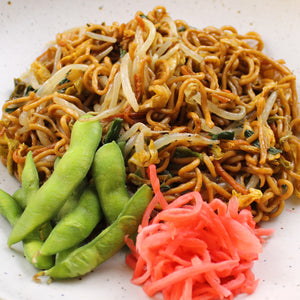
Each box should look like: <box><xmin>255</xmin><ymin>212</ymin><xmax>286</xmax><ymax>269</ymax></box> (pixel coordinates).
<box><xmin>4</xmin><ymin>152</ymin><xmax>53</xmax><ymax>269</ymax></box>
<box><xmin>55</xmin><ymin>245</ymin><xmax>78</xmax><ymax>265</ymax></box>
<box><xmin>39</xmin><ymin>184</ymin><xmax>102</xmax><ymax>256</ymax></box>
<box><xmin>12</xmin><ymin>188</ymin><xmax>26</xmax><ymax>209</ymax></box>
<box><xmin>36</xmin><ymin>184</ymin><xmax>152</xmax><ymax>280</ymax></box>
<box><xmin>25</xmin><ymin>226</ymin><xmax>54</xmax><ymax>270</ymax></box>
<box><xmin>0</xmin><ymin>189</ymin><xmax>23</xmax><ymax>225</ymax></box>
<box><xmin>92</xmin><ymin>141</ymin><xmax>129</xmax><ymax>224</ymax></box>
<box><xmin>53</xmin><ymin>177</ymin><xmax>87</xmax><ymax>223</ymax></box>
<box><xmin>12</xmin><ymin>151</ymin><xmax>39</xmax><ymax>209</ymax></box>
<box><xmin>53</xmin><ymin>156</ymin><xmax>61</xmax><ymax>169</ymax></box>
<box><xmin>15</xmin><ymin>151</ymin><xmax>53</xmax><ymax>268</ymax></box>
<box><xmin>8</xmin><ymin>115</ymin><xmax>102</xmax><ymax>246</ymax></box>
<box><xmin>0</xmin><ymin>189</ymin><xmax>54</xmax><ymax>269</ymax></box>
<box><xmin>52</xmin><ymin>158</ymin><xmax>87</xmax><ymax>223</ymax></box>
<box><xmin>21</xmin><ymin>151</ymin><xmax>39</xmax><ymax>200</ymax></box>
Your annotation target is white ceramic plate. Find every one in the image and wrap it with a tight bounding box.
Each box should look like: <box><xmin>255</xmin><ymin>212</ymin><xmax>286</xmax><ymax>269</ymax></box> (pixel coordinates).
<box><xmin>0</xmin><ymin>0</ymin><xmax>299</xmax><ymax>299</ymax></box>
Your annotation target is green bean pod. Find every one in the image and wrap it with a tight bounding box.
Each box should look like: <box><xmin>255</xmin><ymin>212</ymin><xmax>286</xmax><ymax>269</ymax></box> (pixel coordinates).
<box><xmin>8</xmin><ymin>115</ymin><xmax>102</xmax><ymax>246</ymax></box>
<box><xmin>39</xmin><ymin>184</ymin><xmax>102</xmax><ymax>256</ymax></box>
<box><xmin>0</xmin><ymin>189</ymin><xmax>54</xmax><ymax>269</ymax></box>
<box><xmin>55</xmin><ymin>245</ymin><xmax>78</xmax><ymax>265</ymax></box>
<box><xmin>12</xmin><ymin>151</ymin><xmax>39</xmax><ymax>209</ymax></box>
<box><xmin>52</xmin><ymin>157</ymin><xmax>87</xmax><ymax>223</ymax></box>
<box><xmin>24</xmin><ymin>227</ymin><xmax>54</xmax><ymax>270</ymax></box>
<box><xmin>15</xmin><ymin>151</ymin><xmax>53</xmax><ymax>268</ymax></box>
<box><xmin>7</xmin><ymin>152</ymin><xmax>53</xmax><ymax>269</ymax></box>
<box><xmin>53</xmin><ymin>177</ymin><xmax>87</xmax><ymax>223</ymax></box>
<box><xmin>21</xmin><ymin>151</ymin><xmax>39</xmax><ymax>199</ymax></box>
<box><xmin>92</xmin><ymin>141</ymin><xmax>130</xmax><ymax>224</ymax></box>
<box><xmin>53</xmin><ymin>156</ymin><xmax>61</xmax><ymax>169</ymax></box>
<box><xmin>0</xmin><ymin>189</ymin><xmax>23</xmax><ymax>225</ymax></box>
<box><xmin>36</xmin><ymin>184</ymin><xmax>152</xmax><ymax>280</ymax></box>
<box><xmin>12</xmin><ymin>188</ymin><xmax>26</xmax><ymax>210</ymax></box>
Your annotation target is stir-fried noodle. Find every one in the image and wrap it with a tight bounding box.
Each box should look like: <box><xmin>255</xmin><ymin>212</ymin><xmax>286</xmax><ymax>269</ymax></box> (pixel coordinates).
<box><xmin>1</xmin><ymin>6</ymin><xmax>299</xmax><ymax>222</ymax></box>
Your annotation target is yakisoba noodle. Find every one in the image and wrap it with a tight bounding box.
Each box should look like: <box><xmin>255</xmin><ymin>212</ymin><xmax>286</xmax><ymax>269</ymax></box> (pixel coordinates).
<box><xmin>0</xmin><ymin>6</ymin><xmax>299</xmax><ymax>222</ymax></box>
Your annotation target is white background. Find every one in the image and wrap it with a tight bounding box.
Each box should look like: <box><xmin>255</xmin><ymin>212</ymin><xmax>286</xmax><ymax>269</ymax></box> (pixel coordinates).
<box><xmin>0</xmin><ymin>1</ymin><xmax>299</xmax><ymax>299</ymax></box>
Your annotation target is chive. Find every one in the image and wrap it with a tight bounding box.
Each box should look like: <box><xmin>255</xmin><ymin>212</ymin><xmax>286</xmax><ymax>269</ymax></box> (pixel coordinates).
<box><xmin>24</xmin><ymin>85</ymin><xmax>36</xmax><ymax>95</ymax></box>
<box><xmin>174</xmin><ymin>147</ymin><xmax>203</xmax><ymax>159</ymax></box>
<box><xmin>120</xmin><ymin>47</ymin><xmax>127</xmax><ymax>58</ymax></box>
<box><xmin>149</xmin><ymin>183</ymin><xmax>171</xmax><ymax>193</ymax></box>
<box><xmin>210</xmin><ymin>131</ymin><xmax>235</xmax><ymax>140</ymax></box>
<box><xmin>57</xmin><ymin>88</ymin><xmax>67</xmax><ymax>94</ymax></box>
<box><xmin>244</xmin><ymin>129</ymin><xmax>260</xmax><ymax>147</ymax></box>
<box><xmin>140</xmin><ymin>14</ymin><xmax>149</xmax><ymax>19</ymax></box>
<box><xmin>268</xmin><ymin>147</ymin><xmax>282</xmax><ymax>155</ymax></box>
<box><xmin>177</xmin><ymin>25</ymin><xmax>186</xmax><ymax>32</ymax></box>
<box><xmin>103</xmin><ymin>118</ymin><xmax>123</xmax><ymax>144</ymax></box>
<box><xmin>4</xmin><ymin>107</ymin><xmax>18</xmax><ymax>113</ymax></box>
<box><xmin>58</xmin><ymin>70</ymin><xmax>71</xmax><ymax>85</ymax></box>
<box><xmin>160</xmin><ymin>184</ymin><xmax>171</xmax><ymax>192</ymax></box>
<box><xmin>58</xmin><ymin>77</ymin><xmax>70</xmax><ymax>85</ymax></box>
<box><xmin>252</xmin><ymin>139</ymin><xmax>260</xmax><ymax>147</ymax></box>
<box><xmin>244</xmin><ymin>129</ymin><xmax>254</xmax><ymax>138</ymax></box>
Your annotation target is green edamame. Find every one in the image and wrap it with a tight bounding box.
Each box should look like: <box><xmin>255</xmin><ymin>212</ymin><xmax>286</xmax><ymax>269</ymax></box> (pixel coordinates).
<box><xmin>12</xmin><ymin>151</ymin><xmax>39</xmax><ymax>209</ymax></box>
<box><xmin>8</xmin><ymin>115</ymin><xmax>102</xmax><ymax>246</ymax></box>
<box><xmin>12</xmin><ymin>188</ymin><xmax>26</xmax><ymax>209</ymax></box>
<box><xmin>0</xmin><ymin>189</ymin><xmax>23</xmax><ymax>225</ymax></box>
<box><xmin>25</xmin><ymin>224</ymin><xmax>54</xmax><ymax>269</ymax></box>
<box><xmin>0</xmin><ymin>189</ymin><xmax>54</xmax><ymax>269</ymax></box>
<box><xmin>52</xmin><ymin>157</ymin><xmax>87</xmax><ymax>223</ymax></box>
<box><xmin>92</xmin><ymin>141</ymin><xmax>129</xmax><ymax>224</ymax></box>
<box><xmin>36</xmin><ymin>184</ymin><xmax>152</xmax><ymax>280</ymax></box>
<box><xmin>55</xmin><ymin>245</ymin><xmax>78</xmax><ymax>265</ymax></box>
<box><xmin>53</xmin><ymin>177</ymin><xmax>87</xmax><ymax>223</ymax></box>
<box><xmin>39</xmin><ymin>184</ymin><xmax>102</xmax><ymax>256</ymax></box>
<box><xmin>53</xmin><ymin>156</ymin><xmax>61</xmax><ymax>169</ymax></box>
<box><xmin>5</xmin><ymin>152</ymin><xmax>54</xmax><ymax>269</ymax></box>
<box><xmin>21</xmin><ymin>151</ymin><xmax>39</xmax><ymax>199</ymax></box>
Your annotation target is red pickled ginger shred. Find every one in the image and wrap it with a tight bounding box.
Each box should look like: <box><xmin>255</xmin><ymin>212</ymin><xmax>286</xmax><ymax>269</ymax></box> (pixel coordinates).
<box><xmin>125</xmin><ymin>164</ymin><xmax>274</xmax><ymax>300</ymax></box>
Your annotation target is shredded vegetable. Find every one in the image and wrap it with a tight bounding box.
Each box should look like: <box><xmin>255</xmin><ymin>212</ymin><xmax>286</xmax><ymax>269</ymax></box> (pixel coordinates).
<box><xmin>125</xmin><ymin>164</ymin><xmax>274</xmax><ymax>300</ymax></box>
